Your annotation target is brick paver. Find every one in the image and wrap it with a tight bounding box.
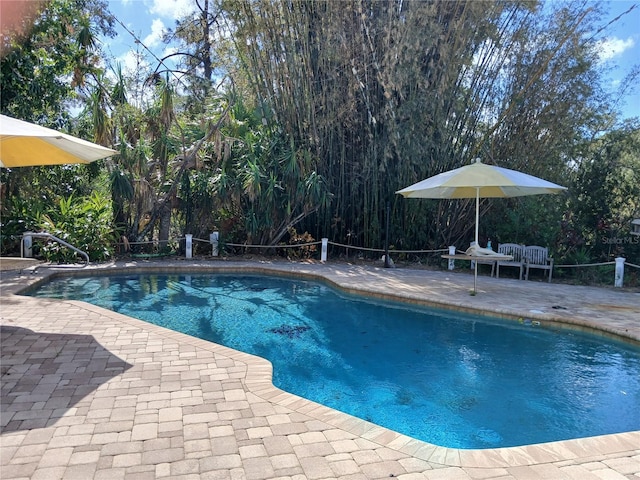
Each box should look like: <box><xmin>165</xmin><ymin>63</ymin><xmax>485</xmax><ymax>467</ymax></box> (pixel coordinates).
<box><xmin>1</xmin><ymin>260</ymin><xmax>639</xmax><ymax>479</ymax></box>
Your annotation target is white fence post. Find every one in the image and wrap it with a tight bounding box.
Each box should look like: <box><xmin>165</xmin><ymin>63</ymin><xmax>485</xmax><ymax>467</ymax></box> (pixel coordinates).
<box><xmin>321</xmin><ymin>238</ymin><xmax>328</xmax><ymax>263</ymax></box>
<box><xmin>614</xmin><ymin>257</ymin><xmax>625</xmax><ymax>287</ymax></box>
<box><xmin>185</xmin><ymin>234</ymin><xmax>193</xmax><ymax>259</ymax></box>
<box><xmin>22</xmin><ymin>234</ymin><xmax>33</xmax><ymax>258</ymax></box>
<box><xmin>448</xmin><ymin>245</ymin><xmax>456</xmax><ymax>270</ymax></box>
<box><xmin>210</xmin><ymin>232</ymin><xmax>219</xmax><ymax>256</ymax></box>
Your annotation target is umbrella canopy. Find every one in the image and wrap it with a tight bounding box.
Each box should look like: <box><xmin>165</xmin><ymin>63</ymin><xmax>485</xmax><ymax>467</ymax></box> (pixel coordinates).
<box><xmin>396</xmin><ymin>159</ymin><xmax>567</xmax><ymax>293</ymax></box>
<box><xmin>397</xmin><ymin>158</ymin><xmax>567</xmax><ymax>199</ymax></box>
<box><xmin>0</xmin><ymin>114</ymin><xmax>116</xmax><ymax>167</ymax></box>
<box><xmin>396</xmin><ymin>158</ymin><xmax>567</xmax><ymax>245</ymax></box>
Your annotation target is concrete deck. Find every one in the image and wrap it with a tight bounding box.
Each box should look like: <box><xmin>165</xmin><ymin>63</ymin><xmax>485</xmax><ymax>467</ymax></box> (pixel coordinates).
<box><xmin>0</xmin><ymin>257</ymin><xmax>42</xmax><ymax>272</ymax></box>
<box><xmin>1</xmin><ymin>259</ymin><xmax>639</xmax><ymax>479</ymax></box>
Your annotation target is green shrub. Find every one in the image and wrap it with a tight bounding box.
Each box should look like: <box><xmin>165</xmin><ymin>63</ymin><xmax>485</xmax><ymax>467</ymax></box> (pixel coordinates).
<box><xmin>33</xmin><ymin>193</ymin><xmax>117</xmax><ymax>263</ymax></box>
<box><xmin>0</xmin><ymin>196</ymin><xmax>46</xmax><ymax>256</ymax></box>
<box><xmin>0</xmin><ymin>193</ymin><xmax>118</xmax><ymax>263</ymax></box>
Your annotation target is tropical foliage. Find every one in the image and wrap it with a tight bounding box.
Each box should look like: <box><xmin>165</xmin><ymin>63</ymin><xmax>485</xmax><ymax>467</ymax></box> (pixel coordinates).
<box><xmin>565</xmin><ymin>125</ymin><xmax>640</xmax><ymax>262</ymax></box>
<box><xmin>228</xmin><ymin>0</ymin><xmax>615</xmax><ymax>249</ymax></box>
<box><xmin>1</xmin><ymin>0</ymin><xmax>638</xmax><ymax>281</ymax></box>
<box><xmin>0</xmin><ymin>190</ymin><xmax>116</xmax><ymax>262</ymax></box>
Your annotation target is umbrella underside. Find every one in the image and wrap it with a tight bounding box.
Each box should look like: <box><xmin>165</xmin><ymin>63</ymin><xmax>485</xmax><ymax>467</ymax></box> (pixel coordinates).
<box><xmin>0</xmin><ymin>137</ymin><xmax>104</xmax><ymax>167</ymax></box>
<box><xmin>399</xmin><ymin>185</ymin><xmax>564</xmax><ymax>198</ymax></box>
<box><xmin>0</xmin><ymin>114</ymin><xmax>116</xmax><ymax>167</ymax></box>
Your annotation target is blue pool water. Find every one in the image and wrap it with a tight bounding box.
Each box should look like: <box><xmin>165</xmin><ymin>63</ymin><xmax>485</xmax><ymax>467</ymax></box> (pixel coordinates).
<box><xmin>25</xmin><ymin>273</ymin><xmax>640</xmax><ymax>449</ymax></box>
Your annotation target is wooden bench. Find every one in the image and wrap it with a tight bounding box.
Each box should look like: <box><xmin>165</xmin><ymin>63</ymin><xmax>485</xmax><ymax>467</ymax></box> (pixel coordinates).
<box><xmin>471</xmin><ymin>243</ymin><xmax>524</xmax><ymax>279</ymax></box>
<box><xmin>524</xmin><ymin>245</ymin><xmax>554</xmax><ymax>282</ymax></box>
<box><xmin>446</xmin><ymin>243</ymin><xmax>554</xmax><ymax>282</ymax></box>
<box><xmin>468</xmin><ymin>243</ymin><xmax>553</xmax><ymax>282</ymax></box>
<box><xmin>494</xmin><ymin>243</ymin><xmax>525</xmax><ymax>280</ymax></box>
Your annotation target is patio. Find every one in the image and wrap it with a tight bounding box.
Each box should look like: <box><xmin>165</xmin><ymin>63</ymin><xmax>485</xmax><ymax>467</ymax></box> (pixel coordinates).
<box><xmin>1</xmin><ymin>260</ymin><xmax>639</xmax><ymax>479</ymax></box>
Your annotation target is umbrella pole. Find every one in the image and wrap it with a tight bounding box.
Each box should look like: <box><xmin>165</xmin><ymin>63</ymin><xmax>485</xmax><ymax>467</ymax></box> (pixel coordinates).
<box><xmin>475</xmin><ymin>188</ymin><xmax>479</xmax><ymax>245</ymax></box>
<box><xmin>474</xmin><ymin>262</ymin><xmax>478</xmax><ymax>294</ymax></box>
<box><xmin>473</xmin><ymin>188</ymin><xmax>479</xmax><ymax>293</ymax></box>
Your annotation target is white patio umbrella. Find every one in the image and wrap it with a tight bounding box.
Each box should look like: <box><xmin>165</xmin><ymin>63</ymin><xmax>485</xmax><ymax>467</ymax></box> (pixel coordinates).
<box><xmin>0</xmin><ymin>114</ymin><xmax>116</xmax><ymax>167</ymax></box>
<box><xmin>396</xmin><ymin>158</ymin><xmax>567</xmax><ymax>291</ymax></box>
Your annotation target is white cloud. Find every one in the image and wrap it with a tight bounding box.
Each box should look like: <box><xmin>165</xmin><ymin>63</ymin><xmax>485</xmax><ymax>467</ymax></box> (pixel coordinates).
<box><xmin>119</xmin><ymin>50</ymin><xmax>150</xmax><ymax>75</ymax></box>
<box><xmin>143</xmin><ymin>18</ymin><xmax>165</xmax><ymax>48</ymax></box>
<box><xmin>148</xmin><ymin>0</ymin><xmax>195</xmax><ymax>19</ymax></box>
<box><xmin>597</xmin><ymin>36</ymin><xmax>635</xmax><ymax>62</ymax></box>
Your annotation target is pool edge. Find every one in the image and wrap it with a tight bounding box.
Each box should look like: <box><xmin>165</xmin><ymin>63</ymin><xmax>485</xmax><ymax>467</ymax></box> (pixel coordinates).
<box><xmin>17</xmin><ymin>261</ymin><xmax>639</xmax><ymax>345</ymax></box>
<box><xmin>60</xmin><ymin>295</ymin><xmax>640</xmax><ymax>469</ymax></box>
<box><xmin>7</xmin><ymin>261</ymin><xmax>639</xmax><ymax>468</ymax></box>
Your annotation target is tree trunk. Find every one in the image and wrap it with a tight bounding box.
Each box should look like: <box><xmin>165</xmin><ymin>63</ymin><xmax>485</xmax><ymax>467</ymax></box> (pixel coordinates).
<box><xmin>158</xmin><ymin>201</ymin><xmax>172</xmax><ymax>252</ymax></box>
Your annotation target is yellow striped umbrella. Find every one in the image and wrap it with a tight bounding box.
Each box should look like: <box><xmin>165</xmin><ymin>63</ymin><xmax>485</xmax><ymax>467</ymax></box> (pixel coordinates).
<box><xmin>397</xmin><ymin>159</ymin><xmax>567</xmax><ymax>292</ymax></box>
<box><xmin>397</xmin><ymin>159</ymin><xmax>567</xmax><ymax>245</ymax></box>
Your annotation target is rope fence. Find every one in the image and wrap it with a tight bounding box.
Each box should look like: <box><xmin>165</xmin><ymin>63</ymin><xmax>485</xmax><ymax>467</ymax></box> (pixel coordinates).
<box><xmin>553</xmin><ymin>258</ymin><xmax>638</xmax><ymax>288</ymax></box>
<box><xmin>327</xmin><ymin>240</ymin><xmax>448</xmax><ymax>255</ymax></box>
<box><xmin>226</xmin><ymin>241</ymin><xmax>321</xmax><ymax>249</ymax></box>
<box><xmin>216</xmin><ymin>237</ymin><xmax>637</xmax><ymax>287</ymax></box>
<box><xmin>555</xmin><ymin>261</ymin><xmax>615</xmax><ymax>268</ymax></box>
<box><xmin>220</xmin><ymin>239</ymin><xmax>448</xmax><ymax>257</ymax></box>
<box><xmin>16</xmin><ymin>231</ymin><xmax>638</xmax><ymax>287</ymax></box>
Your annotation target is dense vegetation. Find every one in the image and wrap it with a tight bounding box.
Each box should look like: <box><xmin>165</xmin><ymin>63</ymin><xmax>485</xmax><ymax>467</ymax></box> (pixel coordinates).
<box><xmin>1</xmin><ymin>0</ymin><xmax>638</xmax><ymax>284</ymax></box>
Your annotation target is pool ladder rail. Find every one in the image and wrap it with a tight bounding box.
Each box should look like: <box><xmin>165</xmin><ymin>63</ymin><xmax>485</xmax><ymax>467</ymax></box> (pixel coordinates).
<box><xmin>21</xmin><ymin>231</ymin><xmax>90</xmax><ymax>271</ymax></box>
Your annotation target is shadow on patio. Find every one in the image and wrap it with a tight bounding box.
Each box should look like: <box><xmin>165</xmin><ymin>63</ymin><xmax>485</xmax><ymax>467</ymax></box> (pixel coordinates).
<box><xmin>0</xmin><ymin>325</ymin><xmax>132</xmax><ymax>434</ymax></box>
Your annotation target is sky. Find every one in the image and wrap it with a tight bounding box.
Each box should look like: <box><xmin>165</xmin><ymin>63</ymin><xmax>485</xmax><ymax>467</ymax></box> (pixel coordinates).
<box><xmin>103</xmin><ymin>0</ymin><xmax>639</xmax><ymax>120</ymax></box>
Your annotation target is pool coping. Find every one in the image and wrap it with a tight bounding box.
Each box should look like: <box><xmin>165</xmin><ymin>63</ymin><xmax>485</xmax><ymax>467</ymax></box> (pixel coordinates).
<box><xmin>2</xmin><ymin>259</ymin><xmax>639</xmax><ymax>472</ymax></box>
<box><xmin>18</xmin><ymin>261</ymin><xmax>640</xmax><ymax>344</ymax></box>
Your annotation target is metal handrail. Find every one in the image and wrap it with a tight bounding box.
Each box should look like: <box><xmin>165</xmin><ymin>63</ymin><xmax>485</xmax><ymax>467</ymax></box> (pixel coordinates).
<box><xmin>21</xmin><ymin>232</ymin><xmax>89</xmax><ymax>267</ymax></box>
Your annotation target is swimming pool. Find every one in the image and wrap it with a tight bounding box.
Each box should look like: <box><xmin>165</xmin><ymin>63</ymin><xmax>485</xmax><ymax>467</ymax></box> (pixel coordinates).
<box><xmin>25</xmin><ymin>273</ymin><xmax>640</xmax><ymax>449</ymax></box>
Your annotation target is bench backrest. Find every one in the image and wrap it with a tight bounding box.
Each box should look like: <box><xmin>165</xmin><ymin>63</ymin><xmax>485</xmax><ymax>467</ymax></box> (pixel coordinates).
<box><xmin>497</xmin><ymin>243</ymin><xmax>524</xmax><ymax>261</ymax></box>
<box><xmin>524</xmin><ymin>245</ymin><xmax>549</xmax><ymax>265</ymax></box>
